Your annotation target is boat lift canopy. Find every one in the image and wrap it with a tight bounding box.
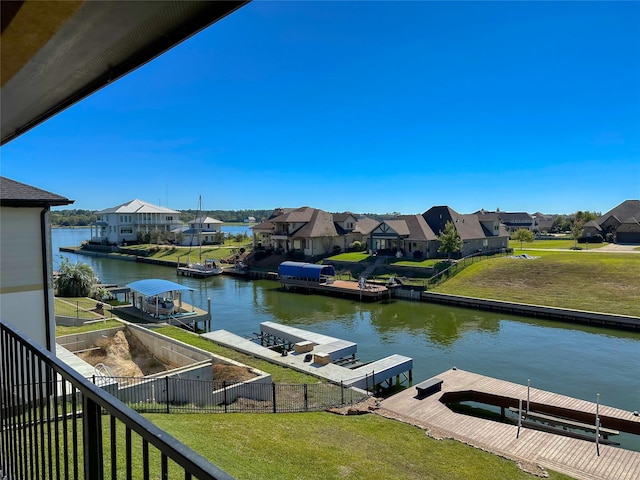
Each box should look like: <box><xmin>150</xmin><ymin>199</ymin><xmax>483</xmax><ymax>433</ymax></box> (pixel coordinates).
<box><xmin>126</xmin><ymin>279</ymin><xmax>194</xmax><ymax>298</ymax></box>
<box><xmin>278</xmin><ymin>262</ymin><xmax>335</xmax><ymax>281</ymax></box>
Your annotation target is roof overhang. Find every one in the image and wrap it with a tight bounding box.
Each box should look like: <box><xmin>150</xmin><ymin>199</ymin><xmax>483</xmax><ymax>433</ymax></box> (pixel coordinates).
<box><xmin>1</xmin><ymin>0</ymin><xmax>249</xmax><ymax>145</ymax></box>
<box><xmin>126</xmin><ymin>279</ymin><xmax>194</xmax><ymax>297</ymax></box>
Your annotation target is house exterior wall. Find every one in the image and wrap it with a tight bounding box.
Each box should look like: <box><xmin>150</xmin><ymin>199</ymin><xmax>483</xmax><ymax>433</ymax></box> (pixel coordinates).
<box><xmin>97</xmin><ymin>211</ymin><xmax>182</xmax><ymax>244</ymax></box>
<box><xmin>0</xmin><ymin>206</ymin><xmax>54</xmax><ymax>351</ymax></box>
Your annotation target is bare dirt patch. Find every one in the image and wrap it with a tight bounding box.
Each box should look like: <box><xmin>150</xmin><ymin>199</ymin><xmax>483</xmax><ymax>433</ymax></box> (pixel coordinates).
<box><xmin>78</xmin><ymin>330</ymin><xmax>171</xmax><ymax>377</ymax></box>
<box><xmin>213</xmin><ymin>364</ymin><xmax>256</xmax><ymax>383</ymax></box>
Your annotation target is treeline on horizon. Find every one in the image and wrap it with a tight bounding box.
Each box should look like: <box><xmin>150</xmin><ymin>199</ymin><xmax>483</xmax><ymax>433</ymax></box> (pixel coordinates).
<box><xmin>50</xmin><ymin>208</ymin><xmax>601</xmax><ymax>231</ymax></box>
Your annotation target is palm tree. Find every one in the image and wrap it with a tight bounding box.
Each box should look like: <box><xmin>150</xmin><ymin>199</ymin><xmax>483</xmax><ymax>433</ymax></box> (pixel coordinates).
<box><xmin>56</xmin><ymin>258</ymin><xmax>97</xmax><ymax>297</ymax></box>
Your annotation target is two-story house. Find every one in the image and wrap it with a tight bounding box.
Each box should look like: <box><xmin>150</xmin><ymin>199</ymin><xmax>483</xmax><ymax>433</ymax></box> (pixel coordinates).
<box><xmin>91</xmin><ymin>199</ymin><xmax>182</xmax><ymax>245</ymax></box>
<box><xmin>252</xmin><ymin>207</ymin><xmax>378</xmax><ymax>256</ymax></box>
<box><xmin>182</xmin><ymin>216</ymin><xmax>224</xmax><ymax>246</ymax></box>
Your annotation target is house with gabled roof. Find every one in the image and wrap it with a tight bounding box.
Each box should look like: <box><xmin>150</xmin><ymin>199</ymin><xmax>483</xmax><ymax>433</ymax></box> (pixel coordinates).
<box><xmin>92</xmin><ymin>199</ymin><xmax>182</xmax><ymax>245</ymax></box>
<box><xmin>181</xmin><ymin>216</ymin><xmax>223</xmax><ymax>246</ymax></box>
<box><xmin>368</xmin><ymin>214</ymin><xmax>437</xmax><ymax>258</ymax></box>
<box><xmin>425</xmin><ymin>206</ymin><xmax>509</xmax><ymax>257</ymax></box>
<box><xmin>583</xmin><ymin>200</ymin><xmax>640</xmax><ymax>243</ymax></box>
<box><xmin>251</xmin><ymin>207</ymin><xmax>377</xmax><ymax>256</ymax></box>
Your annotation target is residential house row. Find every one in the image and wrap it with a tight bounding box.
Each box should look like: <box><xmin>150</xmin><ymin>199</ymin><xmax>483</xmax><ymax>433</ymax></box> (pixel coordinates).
<box><xmin>251</xmin><ymin>205</ymin><xmax>510</xmax><ymax>259</ymax></box>
<box><xmin>88</xmin><ymin>198</ymin><xmax>639</xmax><ymax>257</ymax></box>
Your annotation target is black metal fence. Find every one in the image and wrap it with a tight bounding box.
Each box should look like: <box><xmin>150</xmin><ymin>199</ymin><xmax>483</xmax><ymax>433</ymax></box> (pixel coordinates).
<box><xmin>425</xmin><ymin>250</ymin><xmax>509</xmax><ymax>290</ymax></box>
<box><xmin>90</xmin><ymin>376</ymin><xmax>370</xmax><ymax>414</ymax></box>
<box><xmin>0</xmin><ymin>321</ymin><xmax>234</xmax><ymax>480</ymax></box>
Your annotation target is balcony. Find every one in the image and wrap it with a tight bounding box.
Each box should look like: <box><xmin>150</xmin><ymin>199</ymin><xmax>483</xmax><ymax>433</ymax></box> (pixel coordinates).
<box><xmin>0</xmin><ymin>321</ymin><xmax>234</xmax><ymax>480</ymax></box>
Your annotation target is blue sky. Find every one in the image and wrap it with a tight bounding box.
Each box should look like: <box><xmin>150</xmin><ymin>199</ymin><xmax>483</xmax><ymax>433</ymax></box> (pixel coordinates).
<box><xmin>2</xmin><ymin>1</ymin><xmax>639</xmax><ymax>215</ymax></box>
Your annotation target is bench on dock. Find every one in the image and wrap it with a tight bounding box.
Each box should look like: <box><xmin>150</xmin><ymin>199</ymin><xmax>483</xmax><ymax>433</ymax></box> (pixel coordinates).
<box><xmin>508</xmin><ymin>407</ymin><xmax>620</xmax><ymax>438</ymax></box>
<box><xmin>415</xmin><ymin>377</ymin><xmax>443</xmax><ymax>399</ymax></box>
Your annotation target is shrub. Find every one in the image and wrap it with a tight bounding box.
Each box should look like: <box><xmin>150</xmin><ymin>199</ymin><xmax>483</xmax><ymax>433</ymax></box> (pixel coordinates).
<box><xmin>332</xmin><ymin>245</ymin><xmax>342</xmax><ymax>254</ymax></box>
<box><xmin>349</xmin><ymin>241</ymin><xmax>365</xmax><ymax>251</ymax></box>
<box><xmin>253</xmin><ymin>250</ymin><xmax>267</xmax><ymax>261</ymax></box>
<box><xmin>412</xmin><ymin>250</ymin><xmax>423</xmax><ymax>259</ymax></box>
<box><xmin>579</xmin><ymin>234</ymin><xmax>603</xmax><ymax>244</ymax></box>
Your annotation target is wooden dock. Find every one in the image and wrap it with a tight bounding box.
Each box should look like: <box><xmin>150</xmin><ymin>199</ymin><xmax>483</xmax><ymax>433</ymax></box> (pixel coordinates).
<box><xmin>379</xmin><ymin>368</ymin><xmax>640</xmax><ymax>480</ymax></box>
<box><xmin>279</xmin><ymin>278</ymin><xmax>390</xmax><ymax>300</ymax></box>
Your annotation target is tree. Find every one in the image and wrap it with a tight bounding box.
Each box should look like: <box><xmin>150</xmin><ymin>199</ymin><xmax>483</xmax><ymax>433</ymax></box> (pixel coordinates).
<box><xmin>570</xmin><ymin>220</ymin><xmax>584</xmax><ymax>248</ymax></box>
<box><xmin>56</xmin><ymin>258</ymin><xmax>97</xmax><ymax>297</ymax></box>
<box><xmin>437</xmin><ymin>221</ymin><xmax>462</xmax><ymax>259</ymax></box>
<box><xmin>512</xmin><ymin>228</ymin><xmax>535</xmax><ymax>250</ymax></box>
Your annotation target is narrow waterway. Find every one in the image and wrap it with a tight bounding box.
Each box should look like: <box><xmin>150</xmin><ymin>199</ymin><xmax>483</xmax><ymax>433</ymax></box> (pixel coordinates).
<box><xmin>54</xmin><ymin>228</ymin><xmax>640</xmax><ymax>450</ymax></box>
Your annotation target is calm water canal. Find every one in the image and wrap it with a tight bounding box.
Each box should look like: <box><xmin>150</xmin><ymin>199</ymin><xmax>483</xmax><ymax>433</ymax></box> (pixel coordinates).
<box><xmin>54</xmin><ymin>229</ymin><xmax>640</xmax><ymax>450</ymax></box>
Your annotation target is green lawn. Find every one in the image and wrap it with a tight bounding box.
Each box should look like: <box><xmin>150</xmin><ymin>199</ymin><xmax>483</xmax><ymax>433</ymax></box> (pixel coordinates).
<box><xmin>508</xmin><ymin>239</ymin><xmax>609</xmax><ymax>250</ymax></box>
<box><xmin>153</xmin><ymin>326</ymin><xmax>322</xmax><ymax>383</ymax></box>
<box><xmin>130</xmin><ymin>244</ymin><xmax>251</xmax><ymax>263</ymax></box>
<box><xmin>433</xmin><ymin>250</ymin><xmax>640</xmax><ymax>316</ymax></box>
<box><xmin>55</xmin><ymin>318</ymin><xmax>122</xmax><ymax>336</ymax></box>
<box><xmin>327</xmin><ymin>252</ymin><xmax>371</xmax><ymax>262</ymax></box>
<box><xmin>147</xmin><ymin>412</ymin><xmax>573</xmax><ymax>480</ymax></box>
<box><xmin>54</xmin><ymin>296</ymin><xmax>105</xmax><ymax>319</ymax></box>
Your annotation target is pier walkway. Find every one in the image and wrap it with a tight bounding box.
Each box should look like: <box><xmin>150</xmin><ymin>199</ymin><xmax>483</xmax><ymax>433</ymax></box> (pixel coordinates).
<box><xmin>379</xmin><ymin>368</ymin><xmax>640</xmax><ymax>480</ymax></box>
<box><xmin>202</xmin><ymin>326</ymin><xmax>412</xmax><ymax>390</ymax></box>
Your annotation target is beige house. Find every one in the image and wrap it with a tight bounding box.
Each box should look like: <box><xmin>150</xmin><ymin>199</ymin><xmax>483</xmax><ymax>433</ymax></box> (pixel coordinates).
<box><xmin>368</xmin><ymin>214</ymin><xmax>438</xmax><ymax>258</ymax></box>
<box><xmin>0</xmin><ymin>176</ymin><xmax>73</xmax><ymax>352</ymax></box>
<box><xmin>252</xmin><ymin>207</ymin><xmax>377</xmax><ymax>256</ymax></box>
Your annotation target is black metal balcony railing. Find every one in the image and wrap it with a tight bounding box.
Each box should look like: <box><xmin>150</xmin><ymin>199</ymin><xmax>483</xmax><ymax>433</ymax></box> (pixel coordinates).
<box><xmin>0</xmin><ymin>322</ymin><xmax>234</xmax><ymax>480</ymax></box>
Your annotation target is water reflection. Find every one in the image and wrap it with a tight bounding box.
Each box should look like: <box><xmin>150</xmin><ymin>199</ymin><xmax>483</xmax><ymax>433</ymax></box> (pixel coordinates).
<box><xmin>53</xmin><ymin>229</ymin><xmax>640</xmax><ymax>450</ymax></box>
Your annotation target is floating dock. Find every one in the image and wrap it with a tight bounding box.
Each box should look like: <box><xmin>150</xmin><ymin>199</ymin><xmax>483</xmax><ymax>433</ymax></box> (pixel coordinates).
<box><xmin>379</xmin><ymin>368</ymin><xmax>640</xmax><ymax>480</ymax></box>
<box><xmin>202</xmin><ymin>322</ymin><xmax>412</xmax><ymax>391</ymax></box>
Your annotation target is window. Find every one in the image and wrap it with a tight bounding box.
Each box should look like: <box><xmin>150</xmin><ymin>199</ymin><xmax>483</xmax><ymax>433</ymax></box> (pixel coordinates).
<box><xmin>120</xmin><ymin>227</ymin><xmax>133</xmax><ymax>234</ymax></box>
<box><xmin>166</xmin><ymin>216</ymin><xmax>173</xmax><ymax>221</ymax></box>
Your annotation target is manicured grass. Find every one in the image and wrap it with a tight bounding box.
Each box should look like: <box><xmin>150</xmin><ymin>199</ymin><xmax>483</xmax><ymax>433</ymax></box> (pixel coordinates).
<box><xmin>54</xmin><ymin>296</ymin><xmax>104</xmax><ymax>319</ymax></box>
<box><xmin>509</xmin><ymin>239</ymin><xmax>576</xmax><ymax>249</ymax></box>
<box><xmin>136</xmin><ymin>244</ymin><xmax>250</xmax><ymax>263</ymax></box>
<box><xmin>433</xmin><ymin>250</ymin><xmax>640</xmax><ymax>316</ymax></box>
<box><xmin>327</xmin><ymin>252</ymin><xmax>371</xmax><ymax>262</ymax></box>
<box><xmin>55</xmin><ymin>318</ymin><xmax>122</xmax><ymax>336</ymax></box>
<box><xmin>153</xmin><ymin>326</ymin><xmax>322</xmax><ymax>383</ymax></box>
<box><xmin>147</xmin><ymin>412</ymin><xmax>573</xmax><ymax>480</ymax></box>
<box><xmin>389</xmin><ymin>258</ymin><xmax>442</xmax><ymax>267</ymax></box>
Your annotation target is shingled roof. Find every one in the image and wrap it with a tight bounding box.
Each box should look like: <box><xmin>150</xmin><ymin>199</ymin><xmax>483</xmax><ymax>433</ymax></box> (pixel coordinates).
<box><xmin>0</xmin><ymin>176</ymin><xmax>73</xmax><ymax>207</ymax></box>
<box><xmin>597</xmin><ymin>200</ymin><xmax>640</xmax><ymax>224</ymax></box>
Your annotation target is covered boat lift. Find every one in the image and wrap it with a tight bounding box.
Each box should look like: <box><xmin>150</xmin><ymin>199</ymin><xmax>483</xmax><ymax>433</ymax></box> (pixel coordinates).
<box><xmin>278</xmin><ymin>261</ymin><xmax>336</xmax><ymax>283</ymax></box>
<box><xmin>119</xmin><ymin>279</ymin><xmax>211</xmax><ymax>330</ymax></box>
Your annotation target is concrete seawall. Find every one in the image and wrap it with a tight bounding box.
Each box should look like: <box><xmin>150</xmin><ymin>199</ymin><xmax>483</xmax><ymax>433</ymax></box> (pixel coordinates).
<box><xmin>422</xmin><ymin>291</ymin><xmax>640</xmax><ymax>331</ymax></box>
<box><xmin>60</xmin><ymin>247</ymin><xmax>639</xmax><ymax>331</ymax></box>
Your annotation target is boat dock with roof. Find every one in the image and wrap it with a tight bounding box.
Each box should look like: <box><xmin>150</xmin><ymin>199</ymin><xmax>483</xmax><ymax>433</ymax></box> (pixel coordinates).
<box><xmin>278</xmin><ymin>261</ymin><xmax>390</xmax><ymax>300</ymax></box>
<box><xmin>202</xmin><ymin>321</ymin><xmax>412</xmax><ymax>391</ymax></box>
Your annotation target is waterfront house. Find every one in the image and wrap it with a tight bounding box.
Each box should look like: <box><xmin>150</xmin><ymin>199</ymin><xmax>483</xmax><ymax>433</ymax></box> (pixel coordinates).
<box><xmin>0</xmin><ymin>176</ymin><xmax>74</xmax><ymax>352</ymax></box>
<box><xmin>368</xmin><ymin>214</ymin><xmax>438</xmax><ymax>258</ymax></box>
<box><xmin>251</xmin><ymin>206</ymin><xmax>378</xmax><ymax>255</ymax></box>
<box><xmin>424</xmin><ymin>206</ymin><xmax>509</xmax><ymax>257</ymax></box>
<box><xmin>181</xmin><ymin>216</ymin><xmax>224</xmax><ymax>246</ymax></box>
<box><xmin>92</xmin><ymin>199</ymin><xmax>182</xmax><ymax>245</ymax></box>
